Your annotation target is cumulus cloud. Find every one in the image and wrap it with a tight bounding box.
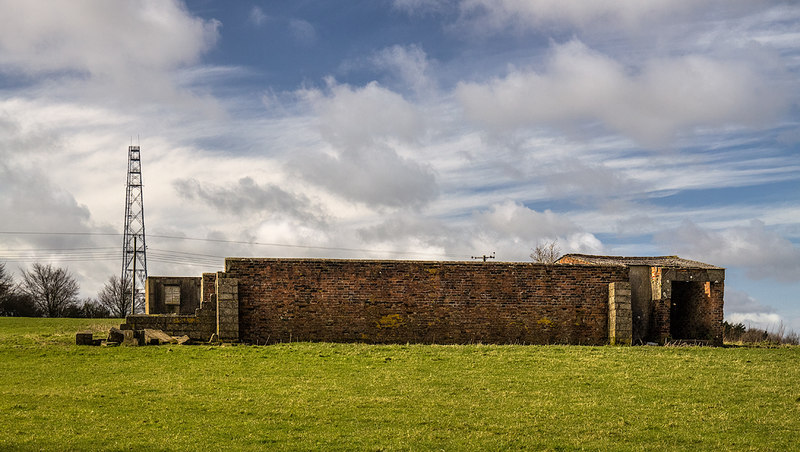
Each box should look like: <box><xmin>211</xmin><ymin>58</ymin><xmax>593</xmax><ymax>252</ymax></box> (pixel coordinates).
<box><xmin>352</xmin><ymin>201</ymin><xmax>603</xmax><ymax>260</ymax></box>
<box><xmin>291</xmin><ymin>145</ymin><xmax>437</xmax><ymax>209</ymax></box>
<box><xmin>172</xmin><ymin>177</ymin><xmax>325</xmax><ymax>225</ymax></box>
<box><xmin>0</xmin><ymin>113</ymin><xmax>62</xmax><ymax>159</ymax></box>
<box><xmin>540</xmin><ymin>160</ymin><xmax>645</xmax><ymax>201</ymax></box>
<box><xmin>474</xmin><ymin>200</ymin><xmax>579</xmax><ymax>240</ymax></box>
<box><xmin>371</xmin><ymin>45</ymin><xmax>433</xmax><ymax>94</ymax></box>
<box><xmin>0</xmin><ymin>0</ymin><xmax>218</xmax><ymax>75</ymax></box>
<box><xmin>456</xmin><ymin>40</ymin><xmax>789</xmax><ymax>147</ymax></box>
<box><xmin>0</xmin><ymin>0</ymin><xmax>220</xmax><ymax>104</ymax></box>
<box><xmin>725</xmin><ymin>289</ymin><xmax>775</xmax><ymax>316</ymax></box>
<box><xmin>291</xmin><ymin>81</ymin><xmax>437</xmax><ymax>208</ymax></box>
<box><xmin>0</xmin><ymin>113</ymin><xmax>94</xmax><ymax>246</ymax></box>
<box><xmin>310</xmin><ymin>80</ymin><xmax>425</xmax><ymax>149</ymax></box>
<box><xmin>0</xmin><ymin>165</ymin><xmax>91</xmax><ymax>233</ymax></box>
<box><xmin>456</xmin><ymin>0</ymin><xmax>756</xmax><ymax>33</ymax></box>
<box><xmin>656</xmin><ymin>220</ymin><xmax>800</xmax><ymax>282</ymax></box>
<box><xmin>724</xmin><ymin>289</ymin><xmax>784</xmax><ymax>330</ymax></box>
<box><xmin>473</xmin><ymin>200</ymin><xmax>603</xmax><ymax>254</ymax></box>
<box><xmin>727</xmin><ymin>312</ymin><xmax>784</xmax><ymax>330</ymax></box>
<box><xmin>358</xmin><ymin>214</ymin><xmax>459</xmax><ymax>252</ymax></box>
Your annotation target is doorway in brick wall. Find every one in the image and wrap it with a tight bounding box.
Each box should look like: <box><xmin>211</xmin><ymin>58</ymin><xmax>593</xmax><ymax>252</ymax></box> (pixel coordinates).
<box><xmin>669</xmin><ymin>281</ymin><xmax>705</xmax><ymax>340</ymax></box>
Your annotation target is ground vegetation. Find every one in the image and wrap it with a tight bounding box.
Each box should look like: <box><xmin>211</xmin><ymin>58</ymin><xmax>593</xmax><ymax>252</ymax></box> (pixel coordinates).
<box><xmin>0</xmin><ymin>318</ymin><xmax>797</xmax><ymax>450</ymax></box>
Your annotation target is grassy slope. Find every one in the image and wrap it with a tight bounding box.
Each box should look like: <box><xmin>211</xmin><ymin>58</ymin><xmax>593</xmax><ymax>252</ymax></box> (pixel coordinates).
<box><xmin>0</xmin><ymin>318</ymin><xmax>798</xmax><ymax>451</ymax></box>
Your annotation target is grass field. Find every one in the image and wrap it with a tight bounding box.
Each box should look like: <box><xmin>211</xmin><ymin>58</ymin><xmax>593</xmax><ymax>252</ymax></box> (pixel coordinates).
<box><xmin>1</xmin><ymin>318</ymin><xmax>799</xmax><ymax>451</ymax></box>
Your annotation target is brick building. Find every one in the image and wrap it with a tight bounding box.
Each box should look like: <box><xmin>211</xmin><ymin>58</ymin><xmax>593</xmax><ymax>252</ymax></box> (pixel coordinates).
<box><xmin>124</xmin><ymin>255</ymin><xmax>724</xmax><ymax>345</ymax></box>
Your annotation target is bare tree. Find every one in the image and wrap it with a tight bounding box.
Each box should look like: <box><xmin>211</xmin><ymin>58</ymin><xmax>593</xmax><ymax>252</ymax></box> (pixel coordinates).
<box><xmin>0</xmin><ymin>262</ymin><xmax>13</xmax><ymax>304</ymax></box>
<box><xmin>97</xmin><ymin>275</ymin><xmax>133</xmax><ymax>318</ymax></box>
<box><xmin>530</xmin><ymin>240</ymin><xmax>561</xmax><ymax>264</ymax></box>
<box><xmin>18</xmin><ymin>263</ymin><xmax>80</xmax><ymax>317</ymax></box>
<box><xmin>77</xmin><ymin>298</ymin><xmax>112</xmax><ymax>318</ymax></box>
<box><xmin>1</xmin><ymin>263</ymin><xmax>40</xmax><ymax>316</ymax></box>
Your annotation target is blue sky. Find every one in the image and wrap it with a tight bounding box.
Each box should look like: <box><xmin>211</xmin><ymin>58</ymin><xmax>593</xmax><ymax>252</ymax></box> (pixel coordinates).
<box><xmin>0</xmin><ymin>0</ymin><xmax>798</xmax><ymax>330</ymax></box>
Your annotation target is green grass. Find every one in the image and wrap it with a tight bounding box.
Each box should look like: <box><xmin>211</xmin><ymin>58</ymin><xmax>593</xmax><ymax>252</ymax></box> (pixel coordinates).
<box><xmin>1</xmin><ymin>318</ymin><xmax>799</xmax><ymax>451</ymax></box>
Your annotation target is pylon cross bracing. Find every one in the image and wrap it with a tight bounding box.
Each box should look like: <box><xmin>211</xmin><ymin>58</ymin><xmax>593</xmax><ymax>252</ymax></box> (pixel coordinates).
<box><xmin>121</xmin><ymin>145</ymin><xmax>147</xmax><ymax>314</ymax></box>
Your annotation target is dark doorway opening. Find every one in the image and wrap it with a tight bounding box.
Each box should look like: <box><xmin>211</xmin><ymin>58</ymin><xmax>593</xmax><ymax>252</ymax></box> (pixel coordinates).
<box><xmin>670</xmin><ymin>281</ymin><xmax>706</xmax><ymax>340</ymax></box>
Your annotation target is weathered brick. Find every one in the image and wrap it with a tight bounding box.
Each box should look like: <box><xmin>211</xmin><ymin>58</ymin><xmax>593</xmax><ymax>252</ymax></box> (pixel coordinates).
<box><xmin>224</xmin><ymin>258</ymin><xmax>628</xmax><ymax>345</ymax></box>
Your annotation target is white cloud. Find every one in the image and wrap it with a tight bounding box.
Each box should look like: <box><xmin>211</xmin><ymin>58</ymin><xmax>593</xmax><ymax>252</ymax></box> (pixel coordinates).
<box><xmin>0</xmin><ymin>0</ymin><xmax>220</xmax><ymax>106</ymax></box>
<box><xmin>371</xmin><ymin>44</ymin><xmax>433</xmax><ymax>94</ymax></box>
<box><xmin>0</xmin><ymin>163</ymin><xmax>93</xmax><ymax>241</ymax></box>
<box><xmin>173</xmin><ymin>177</ymin><xmax>326</xmax><ymax>225</ymax></box>
<box><xmin>472</xmin><ymin>200</ymin><xmax>603</xmax><ymax>256</ymax></box>
<box><xmin>727</xmin><ymin>312</ymin><xmax>784</xmax><ymax>331</ymax></box>
<box><xmin>725</xmin><ymin>289</ymin><xmax>775</xmax><ymax>316</ymax></box>
<box><xmin>350</xmin><ymin>201</ymin><xmax>603</xmax><ymax>261</ymax></box>
<box><xmin>0</xmin><ymin>0</ymin><xmax>219</xmax><ymax>76</ymax></box>
<box><xmin>287</xmin><ymin>80</ymin><xmax>436</xmax><ymax>208</ymax></box>
<box><xmin>474</xmin><ymin>200</ymin><xmax>579</xmax><ymax>241</ymax></box>
<box><xmin>311</xmin><ymin>80</ymin><xmax>425</xmax><ymax>149</ymax></box>
<box><xmin>456</xmin><ymin>0</ymin><xmax>757</xmax><ymax>33</ymax></box>
<box><xmin>456</xmin><ymin>40</ymin><xmax>789</xmax><ymax>147</ymax></box>
<box><xmin>249</xmin><ymin>6</ymin><xmax>268</xmax><ymax>26</ymax></box>
<box><xmin>290</xmin><ymin>144</ymin><xmax>438</xmax><ymax>209</ymax></box>
<box><xmin>656</xmin><ymin>220</ymin><xmax>800</xmax><ymax>282</ymax></box>
<box><xmin>289</xmin><ymin>19</ymin><xmax>316</xmax><ymax>44</ymax></box>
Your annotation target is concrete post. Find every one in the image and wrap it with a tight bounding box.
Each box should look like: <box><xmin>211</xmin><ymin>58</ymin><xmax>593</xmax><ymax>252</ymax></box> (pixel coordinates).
<box><xmin>215</xmin><ymin>274</ymin><xmax>239</xmax><ymax>341</ymax></box>
<box><xmin>609</xmin><ymin>282</ymin><xmax>632</xmax><ymax>345</ymax></box>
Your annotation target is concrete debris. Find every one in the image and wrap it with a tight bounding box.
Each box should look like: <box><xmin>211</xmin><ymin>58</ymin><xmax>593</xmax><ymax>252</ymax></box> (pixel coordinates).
<box><xmin>107</xmin><ymin>327</ymin><xmax>126</xmax><ymax>344</ymax></box>
<box><xmin>77</xmin><ymin>328</ymin><xmax>197</xmax><ymax>346</ymax></box>
<box><xmin>120</xmin><ymin>329</ymin><xmax>138</xmax><ymax>346</ymax></box>
<box><xmin>143</xmin><ymin>329</ymin><xmax>175</xmax><ymax>345</ymax></box>
<box><xmin>76</xmin><ymin>331</ymin><xmax>94</xmax><ymax>346</ymax></box>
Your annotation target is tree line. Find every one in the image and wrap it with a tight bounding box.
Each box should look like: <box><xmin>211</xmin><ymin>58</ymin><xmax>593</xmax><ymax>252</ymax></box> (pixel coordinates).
<box><xmin>0</xmin><ymin>262</ymin><xmax>136</xmax><ymax>318</ymax></box>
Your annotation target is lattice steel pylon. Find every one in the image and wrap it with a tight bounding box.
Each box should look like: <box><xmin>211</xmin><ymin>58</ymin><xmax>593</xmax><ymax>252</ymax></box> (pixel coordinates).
<box><xmin>121</xmin><ymin>145</ymin><xmax>147</xmax><ymax>315</ymax></box>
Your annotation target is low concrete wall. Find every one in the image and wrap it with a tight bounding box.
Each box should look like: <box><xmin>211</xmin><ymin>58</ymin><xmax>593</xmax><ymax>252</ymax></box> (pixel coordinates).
<box><xmin>122</xmin><ymin>302</ymin><xmax>216</xmax><ymax>341</ymax></box>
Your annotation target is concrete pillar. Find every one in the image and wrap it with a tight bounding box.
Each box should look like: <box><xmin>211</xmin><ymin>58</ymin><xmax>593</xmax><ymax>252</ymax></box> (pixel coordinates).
<box><xmin>215</xmin><ymin>274</ymin><xmax>239</xmax><ymax>341</ymax></box>
<box><xmin>609</xmin><ymin>282</ymin><xmax>632</xmax><ymax>345</ymax></box>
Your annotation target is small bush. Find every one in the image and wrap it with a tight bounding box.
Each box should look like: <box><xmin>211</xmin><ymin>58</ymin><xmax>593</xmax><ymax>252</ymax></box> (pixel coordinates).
<box><xmin>723</xmin><ymin>320</ymin><xmax>799</xmax><ymax>346</ymax></box>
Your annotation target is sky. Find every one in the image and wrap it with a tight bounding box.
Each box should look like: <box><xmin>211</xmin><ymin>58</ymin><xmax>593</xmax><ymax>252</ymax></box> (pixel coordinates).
<box><xmin>0</xmin><ymin>0</ymin><xmax>798</xmax><ymax>331</ymax></box>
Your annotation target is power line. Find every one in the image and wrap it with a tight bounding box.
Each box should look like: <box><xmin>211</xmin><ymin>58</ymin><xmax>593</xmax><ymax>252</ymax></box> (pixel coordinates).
<box><xmin>0</xmin><ymin>244</ymin><xmax>223</xmax><ymax>267</ymax></box>
<box><xmin>0</xmin><ymin>230</ymin><xmax>469</xmax><ymax>259</ymax></box>
<box><xmin>0</xmin><ymin>231</ymin><xmax>120</xmax><ymax>237</ymax></box>
<box><xmin>0</xmin><ymin>246</ymin><xmax>119</xmax><ymax>252</ymax></box>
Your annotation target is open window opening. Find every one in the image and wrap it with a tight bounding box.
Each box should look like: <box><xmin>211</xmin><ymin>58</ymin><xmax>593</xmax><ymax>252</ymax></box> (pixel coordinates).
<box><xmin>164</xmin><ymin>285</ymin><xmax>181</xmax><ymax>314</ymax></box>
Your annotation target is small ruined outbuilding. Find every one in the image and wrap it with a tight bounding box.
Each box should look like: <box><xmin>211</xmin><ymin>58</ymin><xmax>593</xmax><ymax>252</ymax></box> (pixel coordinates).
<box><xmin>557</xmin><ymin>255</ymin><xmax>724</xmax><ymax>345</ymax></box>
<box><xmin>121</xmin><ymin>254</ymin><xmax>724</xmax><ymax>346</ymax></box>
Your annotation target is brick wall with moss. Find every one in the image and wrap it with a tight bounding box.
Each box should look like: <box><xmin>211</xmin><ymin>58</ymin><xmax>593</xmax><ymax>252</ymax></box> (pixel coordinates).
<box><xmin>224</xmin><ymin>258</ymin><xmax>629</xmax><ymax>345</ymax></box>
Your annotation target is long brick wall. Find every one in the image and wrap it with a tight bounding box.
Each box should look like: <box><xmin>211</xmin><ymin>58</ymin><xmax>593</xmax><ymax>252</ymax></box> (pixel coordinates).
<box><xmin>224</xmin><ymin>258</ymin><xmax>629</xmax><ymax>345</ymax></box>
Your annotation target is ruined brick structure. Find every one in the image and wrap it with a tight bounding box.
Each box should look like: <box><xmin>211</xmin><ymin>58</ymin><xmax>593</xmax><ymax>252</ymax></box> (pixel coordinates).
<box><xmin>145</xmin><ymin>276</ymin><xmax>201</xmax><ymax>315</ymax></box>
<box><xmin>226</xmin><ymin>259</ymin><xmax>628</xmax><ymax>345</ymax></box>
<box><xmin>124</xmin><ymin>255</ymin><xmax>724</xmax><ymax>346</ymax></box>
<box><xmin>558</xmin><ymin>255</ymin><xmax>725</xmax><ymax>345</ymax></box>
<box><xmin>123</xmin><ymin>272</ymin><xmax>238</xmax><ymax>341</ymax></box>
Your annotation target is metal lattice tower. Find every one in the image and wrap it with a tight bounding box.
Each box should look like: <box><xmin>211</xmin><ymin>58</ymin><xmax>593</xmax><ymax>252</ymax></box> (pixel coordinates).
<box><xmin>121</xmin><ymin>145</ymin><xmax>147</xmax><ymax>314</ymax></box>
